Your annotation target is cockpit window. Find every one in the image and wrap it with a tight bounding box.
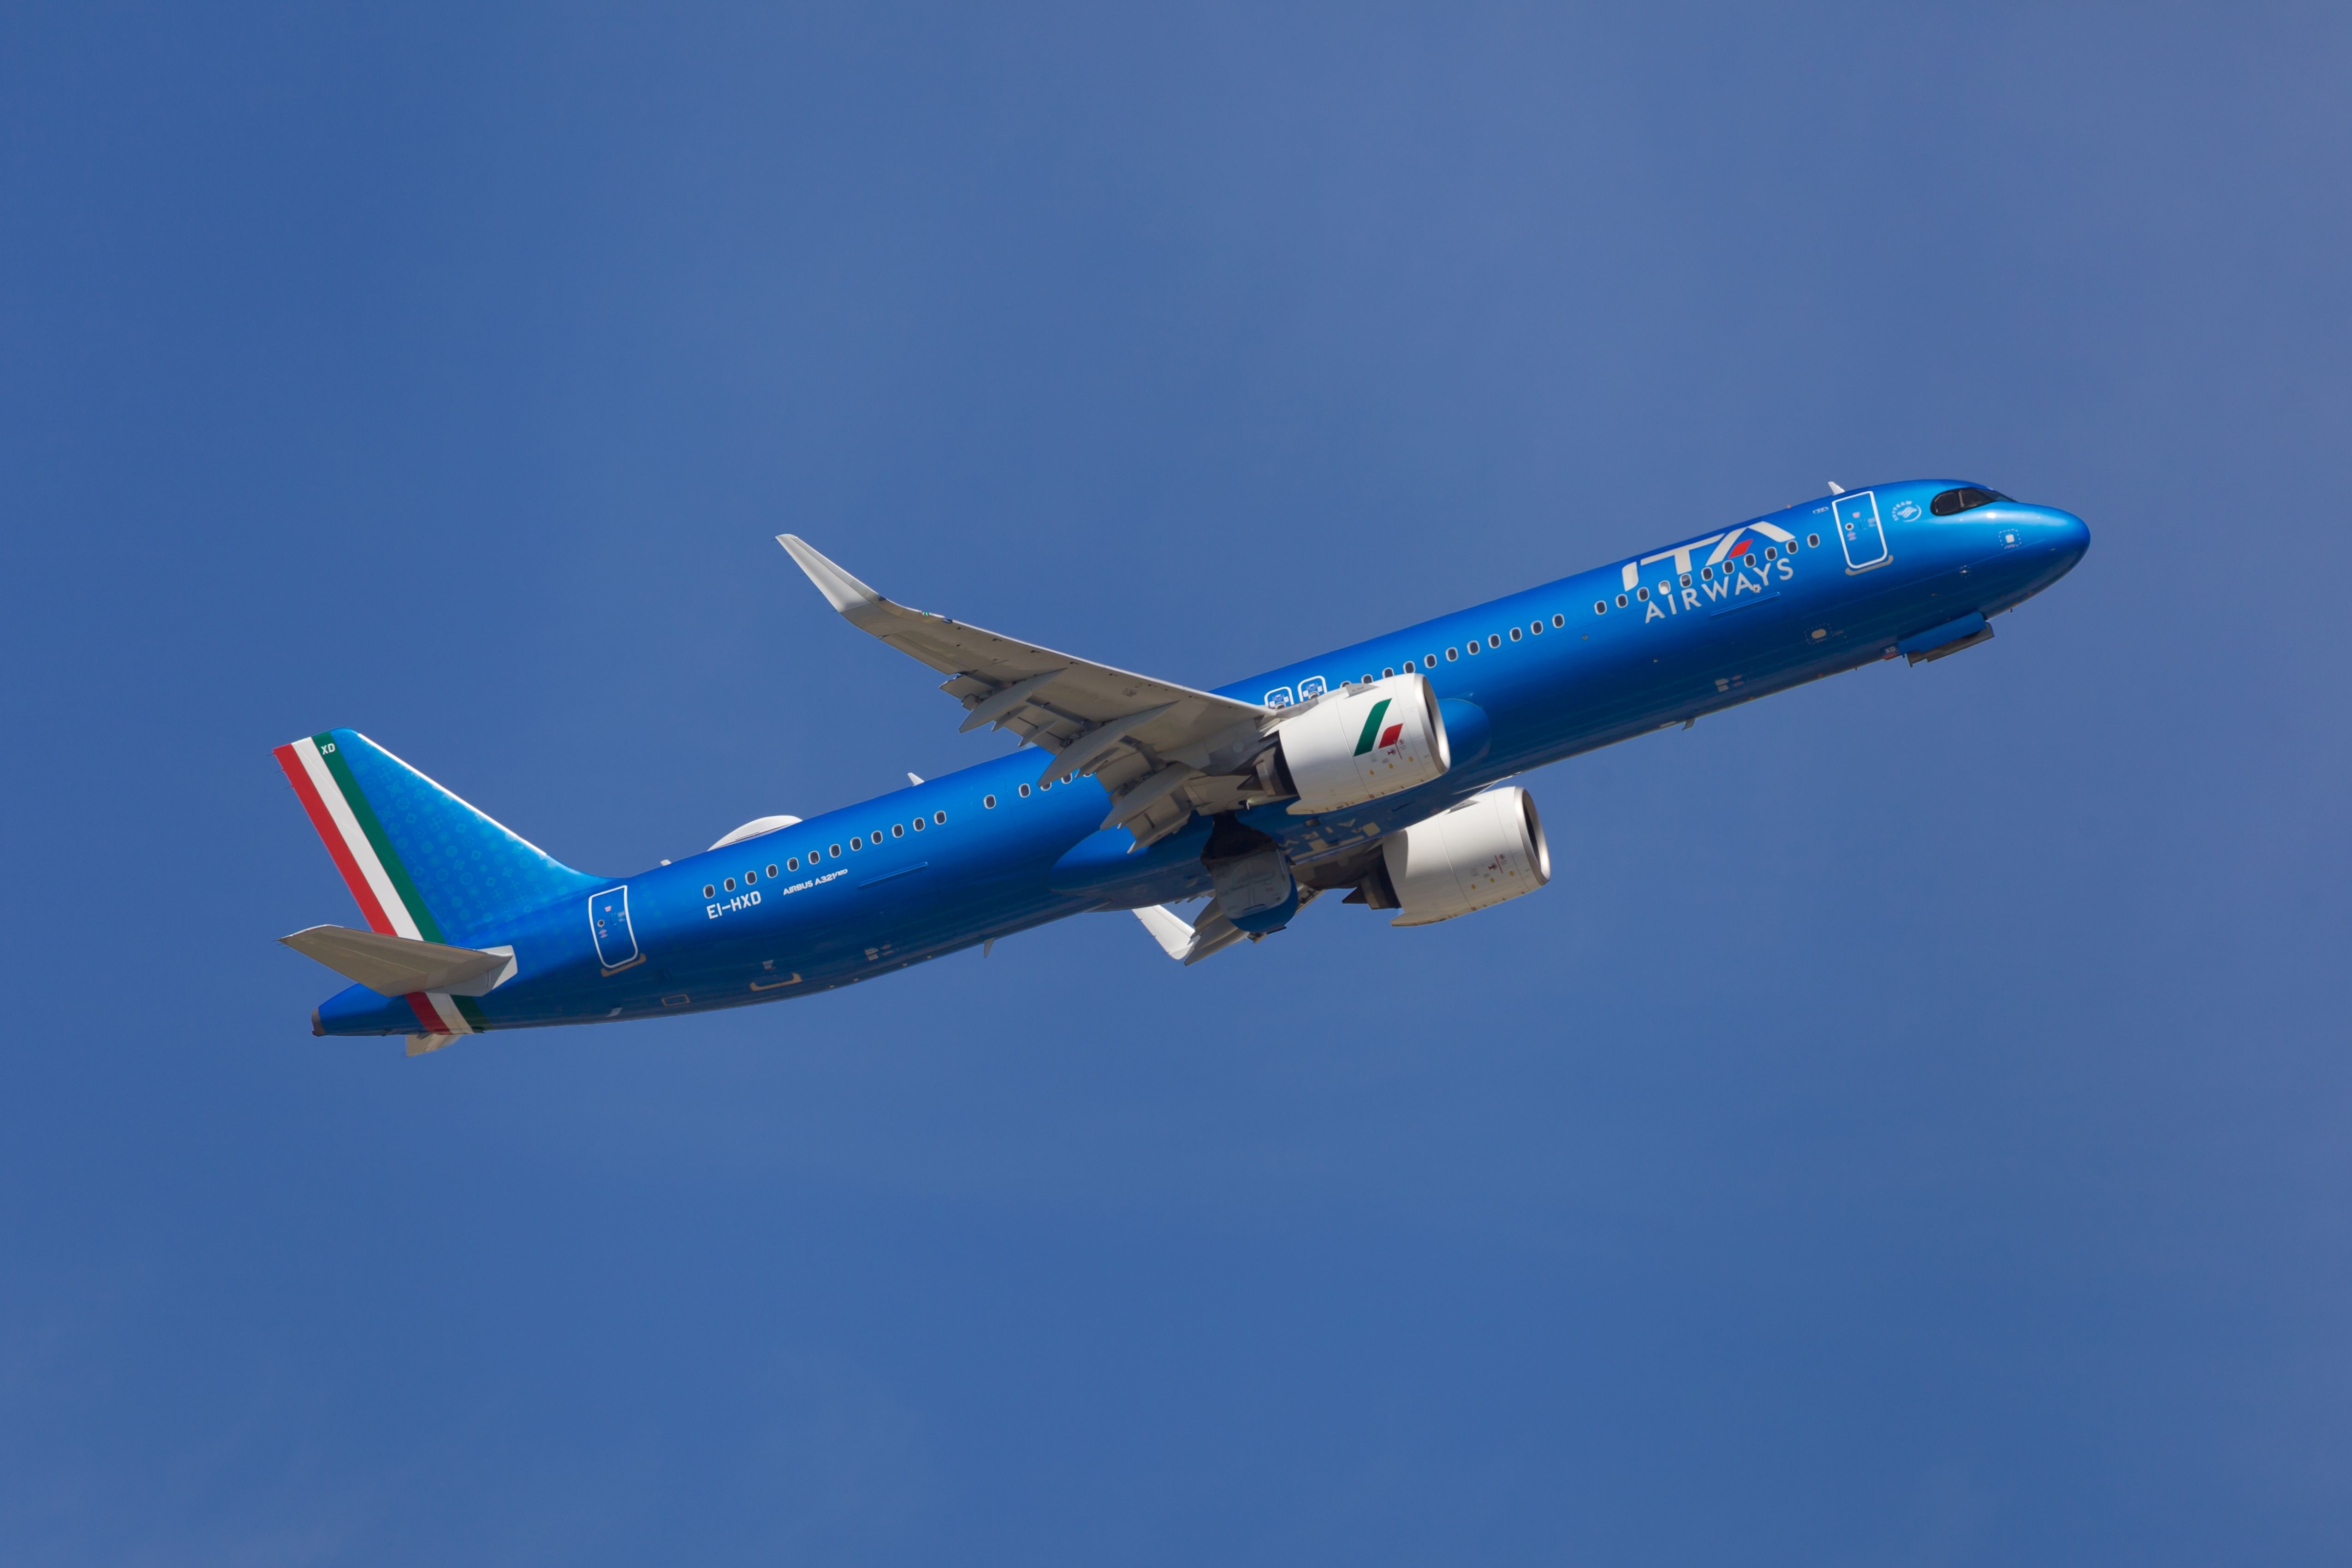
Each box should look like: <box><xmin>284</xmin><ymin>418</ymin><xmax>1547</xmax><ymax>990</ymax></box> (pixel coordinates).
<box><xmin>1930</xmin><ymin>486</ymin><xmax>2009</xmax><ymax>516</ymax></box>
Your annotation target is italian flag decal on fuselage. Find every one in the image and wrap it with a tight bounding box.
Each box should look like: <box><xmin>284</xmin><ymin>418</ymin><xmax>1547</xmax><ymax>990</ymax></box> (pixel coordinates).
<box><xmin>273</xmin><ymin>733</ymin><xmax>487</xmax><ymax>1038</ymax></box>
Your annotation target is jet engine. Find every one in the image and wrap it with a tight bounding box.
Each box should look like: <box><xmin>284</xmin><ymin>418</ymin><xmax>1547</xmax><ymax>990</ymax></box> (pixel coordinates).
<box><xmin>1259</xmin><ymin>673</ymin><xmax>1451</xmax><ymax>814</ymax></box>
<box><xmin>1370</xmin><ymin>785</ymin><xmax>1551</xmax><ymax>926</ymax></box>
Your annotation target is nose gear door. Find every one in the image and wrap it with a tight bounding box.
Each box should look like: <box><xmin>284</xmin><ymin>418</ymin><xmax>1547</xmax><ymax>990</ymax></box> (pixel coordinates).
<box><xmin>1833</xmin><ymin>491</ymin><xmax>1890</xmax><ymax>570</ymax></box>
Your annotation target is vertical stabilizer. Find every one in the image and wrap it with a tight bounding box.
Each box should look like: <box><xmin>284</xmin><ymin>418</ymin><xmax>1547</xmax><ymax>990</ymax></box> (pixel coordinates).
<box><xmin>273</xmin><ymin>730</ymin><xmax>599</xmax><ymax>948</ymax></box>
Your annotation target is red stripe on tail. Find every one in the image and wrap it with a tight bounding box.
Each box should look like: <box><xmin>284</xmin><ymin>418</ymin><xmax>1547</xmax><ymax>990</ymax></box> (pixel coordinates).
<box><xmin>274</xmin><ymin>741</ymin><xmax>398</xmax><ymax>935</ymax></box>
<box><xmin>405</xmin><ymin>993</ymin><xmax>445</xmax><ymax>1032</ymax></box>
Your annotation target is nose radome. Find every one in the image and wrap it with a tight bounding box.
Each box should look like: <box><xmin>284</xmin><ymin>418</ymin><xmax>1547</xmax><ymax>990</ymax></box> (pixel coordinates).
<box><xmin>2042</xmin><ymin>506</ymin><xmax>2091</xmax><ymax>564</ymax></box>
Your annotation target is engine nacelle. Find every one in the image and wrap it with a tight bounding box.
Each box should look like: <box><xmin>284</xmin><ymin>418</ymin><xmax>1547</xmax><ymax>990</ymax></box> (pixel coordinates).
<box><xmin>1268</xmin><ymin>673</ymin><xmax>1450</xmax><ymax>814</ymax></box>
<box><xmin>1381</xmin><ymin>785</ymin><xmax>1551</xmax><ymax>927</ymax></box>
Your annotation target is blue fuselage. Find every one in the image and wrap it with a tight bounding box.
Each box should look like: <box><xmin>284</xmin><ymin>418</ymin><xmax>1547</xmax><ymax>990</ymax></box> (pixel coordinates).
<box><xmin>316</xmin><ymin>482</ymin><xmax>2089</xmax><ymax>1036</ymax></box>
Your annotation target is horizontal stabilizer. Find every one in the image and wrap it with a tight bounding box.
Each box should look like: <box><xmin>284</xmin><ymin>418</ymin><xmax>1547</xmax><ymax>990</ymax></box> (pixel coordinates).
<box><xmin>710</xmin><ymin>814</ymin><xmax>802</xmax><ymax>850</ymax></box>
<box><xmin>280</xmin><ymin>925</ymin><xmax>515</xmax><ymax>998</ymax></box>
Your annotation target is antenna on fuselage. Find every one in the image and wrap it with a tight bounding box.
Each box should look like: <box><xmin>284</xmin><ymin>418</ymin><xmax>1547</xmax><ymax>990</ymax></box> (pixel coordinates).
<box><xmin>1827</xmin><ymin>481</ymin><xmax>1846</xmax><ymax>494</ymax></box>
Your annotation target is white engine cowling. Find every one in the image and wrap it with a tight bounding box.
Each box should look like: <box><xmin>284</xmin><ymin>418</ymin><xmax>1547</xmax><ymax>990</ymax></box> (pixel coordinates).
<box><xmin>1273</xmin><ymin>673</ymin><xmax>1450</xmax><ymax>814</ymax></box>
<box><xmin>1383</xmin><ymin>785</ymin><xmax>1551</xmax><ymax>927</ymax></box>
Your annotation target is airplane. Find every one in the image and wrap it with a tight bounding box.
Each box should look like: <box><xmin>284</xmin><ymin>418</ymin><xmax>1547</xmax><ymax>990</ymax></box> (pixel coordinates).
<box><xmin>275</xmin><ymin>481</ymin><xmax>2089</xmax><ymax>1055</ymax></box>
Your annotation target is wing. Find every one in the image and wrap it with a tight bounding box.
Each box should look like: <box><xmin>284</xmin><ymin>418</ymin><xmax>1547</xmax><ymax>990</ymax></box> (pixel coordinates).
<box><xmin>778</xmin><ymin>535</ymin><xmax>1278</xmax><ymax>844</ymax></box>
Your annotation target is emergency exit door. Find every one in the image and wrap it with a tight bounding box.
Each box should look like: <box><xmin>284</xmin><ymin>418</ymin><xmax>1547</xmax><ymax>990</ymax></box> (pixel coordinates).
<box><xmin>1833</xmin><ymin>491</ymin><xmax>1890</xmax><ymax>570</ymax></box>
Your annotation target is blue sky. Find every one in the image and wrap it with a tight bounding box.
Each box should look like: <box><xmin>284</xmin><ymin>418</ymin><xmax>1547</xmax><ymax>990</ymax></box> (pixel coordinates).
<box><xmin>3</xmin><ymin>4</ymin><xmax>2347</xmax><ymax>1562</ymax></box>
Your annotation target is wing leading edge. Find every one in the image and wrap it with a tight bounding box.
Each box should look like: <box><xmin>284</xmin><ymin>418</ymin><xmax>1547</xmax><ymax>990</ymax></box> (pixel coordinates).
<box><xmin>778</xmin><ymin>534</ymin><xmax>1278</xmax><ymax>844</ymax></box>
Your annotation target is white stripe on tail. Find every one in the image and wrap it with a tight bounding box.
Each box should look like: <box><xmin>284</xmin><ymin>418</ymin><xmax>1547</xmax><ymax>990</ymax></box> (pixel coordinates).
<box><xmin>290</xmin><ymin>736</ymin><xmax>421</xmax><ymax>940</ymax></box>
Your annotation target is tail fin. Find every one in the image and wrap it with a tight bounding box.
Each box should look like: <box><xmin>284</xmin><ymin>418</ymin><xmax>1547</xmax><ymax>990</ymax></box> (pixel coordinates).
<box><xmin>273</xmin><ymin>730</ymin><xmax>600</xmax><ymax>946</ymax></box>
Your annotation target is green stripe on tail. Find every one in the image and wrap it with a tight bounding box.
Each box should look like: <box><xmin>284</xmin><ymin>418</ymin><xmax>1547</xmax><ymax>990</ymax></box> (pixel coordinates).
<box><xmin>314</xmin><ymin>731</ymin><xmax>448</xmax><ymax>944</ymax></box>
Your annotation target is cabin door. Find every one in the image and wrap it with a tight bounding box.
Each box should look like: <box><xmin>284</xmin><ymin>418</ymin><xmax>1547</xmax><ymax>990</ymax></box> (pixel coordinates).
<box><xmin>1833</xmin><ymin>491</ymin><xmax>1890</xmax><ymax>570</ymax></box>
<box><xmin>590</xmin><ymin>886</ymin><xmax>640</xmax><ymax>970</ymax></box>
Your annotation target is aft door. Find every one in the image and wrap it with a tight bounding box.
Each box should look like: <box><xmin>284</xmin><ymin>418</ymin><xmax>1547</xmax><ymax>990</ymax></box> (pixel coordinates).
<box><xmin>1833</xmin><ymin>491</ymin><xmax>1890</xmax><ymax>570</ymax></box>
<box><xmin>589</xmin><ymin>886</ymin><xmax>640</xmax><ymax>971</ymax></box>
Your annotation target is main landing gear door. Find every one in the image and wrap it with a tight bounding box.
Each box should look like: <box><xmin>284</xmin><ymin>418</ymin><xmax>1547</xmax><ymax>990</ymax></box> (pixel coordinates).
<box><xmin>1834</xmin><ymin>491</ymin><xmax>1890</xmax><ymax>570</ymax></box>
<box><xmin>590</xmin><ymin>886</ymin><xmax>641</xmax><ymax>972</ymax></box>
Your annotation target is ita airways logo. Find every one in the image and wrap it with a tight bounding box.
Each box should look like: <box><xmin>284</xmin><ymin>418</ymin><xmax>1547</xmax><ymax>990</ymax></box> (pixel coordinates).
<box><xmin>1617</xmin><ymin>520</ymin><xmax>1801</xmax><ymax>624</ymax></box>
<box><xmin>1353</xmin><ymin>698</ymin><xmax>1402</xmax><ymax>756</ymax></box>
<box><xmin>1891</xmin><ymin>499</ymin><xmax>1923</xmax><ymax>523</ymax></box>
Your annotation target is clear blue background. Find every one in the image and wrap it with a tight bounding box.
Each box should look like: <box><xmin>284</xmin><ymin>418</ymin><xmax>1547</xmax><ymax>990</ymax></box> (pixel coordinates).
<box><xmin>4</xmin><ymin>5</ymin><xmax>2346</xmax><ymax>1562</ymax></box>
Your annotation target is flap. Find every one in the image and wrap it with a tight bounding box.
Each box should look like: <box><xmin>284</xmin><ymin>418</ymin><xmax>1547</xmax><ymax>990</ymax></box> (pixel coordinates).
<box><xmin>1129</xmin><ymin>901</ymin><xmax>1248</xmax><ymax>965</ymax></box>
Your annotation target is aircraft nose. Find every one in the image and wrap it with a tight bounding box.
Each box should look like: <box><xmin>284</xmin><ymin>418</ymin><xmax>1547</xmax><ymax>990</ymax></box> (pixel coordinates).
<box><xmin>2039</xmin><ymin>505</ymin><xmax>2091</xmax><ymax>568</ymax></box>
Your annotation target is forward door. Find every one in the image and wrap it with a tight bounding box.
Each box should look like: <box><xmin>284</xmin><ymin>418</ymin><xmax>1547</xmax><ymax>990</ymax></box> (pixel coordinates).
<box><xmin>1833</xmin><ymin>491</ymin><xmax>1890</xmax><ymax>570</ymax></box>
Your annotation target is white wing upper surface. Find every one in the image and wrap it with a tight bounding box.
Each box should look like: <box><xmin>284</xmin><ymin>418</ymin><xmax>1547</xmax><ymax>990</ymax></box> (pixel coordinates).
<box><xmin>778</xmin><ymin>535</ymin><xmax>1276</xmax><ymax>844</ymax></box>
